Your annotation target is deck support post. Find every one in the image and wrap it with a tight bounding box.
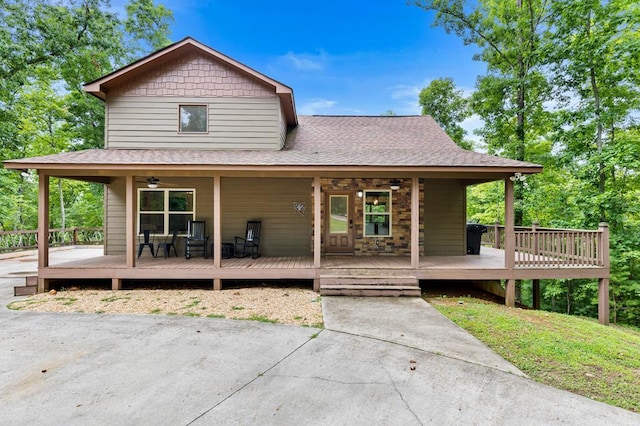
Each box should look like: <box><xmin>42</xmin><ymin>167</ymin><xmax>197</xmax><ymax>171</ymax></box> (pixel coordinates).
<box><xmin>214</xmin><ymin>278</ymin><xmax>221</xmax><ymax>291</ymax></box>
<box><xmin>112</xmin><ymin>278</ymin><xmax>122</xmax><ymax>291</ymax></box>
<box><xmin>505</xmin><ymin>279</ymin><xmax>516</xmax><ymax>307</ymax></box>
<box><xmin>598</xmin><ymin>278</ymin><xmax>609</xmax><ymax>325</ymax></box>
<box><xmin>313</xmin><ymin>278</ymin><xmax>320</xmax><ymax>292</ymax></box>
<box><xmin>411</xmin><ymin>177</ymin><xmax>420</xmax><ymax>269</ymax></box>
<box><xmin>532</xmin><ymin>279</ymin><xmax>540</xmax><ymax>309</ymax></box>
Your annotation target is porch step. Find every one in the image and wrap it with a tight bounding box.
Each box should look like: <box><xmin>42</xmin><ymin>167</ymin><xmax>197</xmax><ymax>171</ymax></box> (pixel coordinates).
<box><xmin>14</xmin><ymin>276</ymin><xmax>37</xmax><ymax>296</ymax></box>
<box><xmin>319</xmin><ymin>275</ymin><xmax>420</xmax><ymax>297</ymax></box>
<box><xmin>320</xmin><ymin>285</ymin><xmax>421</xmax><ymax>297</ymax></box>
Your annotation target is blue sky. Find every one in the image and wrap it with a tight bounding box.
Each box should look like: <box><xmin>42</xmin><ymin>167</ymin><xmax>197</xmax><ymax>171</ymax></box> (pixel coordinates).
<box><xmin>126</xmin><ymin>1</ymin><xmax>485</xmax><ymax>127</ymax></box>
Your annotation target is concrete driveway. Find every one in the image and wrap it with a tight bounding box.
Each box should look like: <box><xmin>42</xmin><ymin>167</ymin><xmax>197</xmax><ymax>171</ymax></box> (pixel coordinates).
<box><xmin>1</xmin><ymin>249</ymin><xmax>638</xmax><ymax>425</ymax></box>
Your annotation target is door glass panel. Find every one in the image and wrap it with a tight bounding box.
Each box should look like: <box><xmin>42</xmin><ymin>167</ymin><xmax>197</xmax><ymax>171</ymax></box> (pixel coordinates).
<box><xmin>329</xmin><ymin>195</ymin><xmax>348</xmax><ymax>234</ymax></box>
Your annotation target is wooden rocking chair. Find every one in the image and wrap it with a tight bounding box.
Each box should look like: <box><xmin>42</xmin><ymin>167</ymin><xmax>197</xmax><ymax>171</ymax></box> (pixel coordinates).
<box><xmin>185</xmin><ymin>220</ymin><xmax>208</xmax><ymax>259</ymax></box>
<box><xmin>234</xmin><ymin>221</ymin><xmax>261</xmax><ymax>259</ymax></box>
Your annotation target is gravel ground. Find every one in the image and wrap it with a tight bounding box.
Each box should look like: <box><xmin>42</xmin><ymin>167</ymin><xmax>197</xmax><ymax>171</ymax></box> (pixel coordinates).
<box><xmin>8</xmin><ymin>287</ymin><xmax>324</xmax><ymax>327</ymax></box>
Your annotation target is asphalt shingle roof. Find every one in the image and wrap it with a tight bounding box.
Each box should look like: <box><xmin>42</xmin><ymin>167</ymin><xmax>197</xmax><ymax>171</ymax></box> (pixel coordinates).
<box><xmin>5</xmin><ymin>115</ymin><xmax>541</xmax><ymax>170</ymax></box>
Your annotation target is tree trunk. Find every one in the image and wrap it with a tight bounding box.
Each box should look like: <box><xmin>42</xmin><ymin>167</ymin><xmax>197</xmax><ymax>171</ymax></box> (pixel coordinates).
<box><xmin>587</xmin><ymin>11</ymin><xmax>605</xmax><ymax>222</ymax></box>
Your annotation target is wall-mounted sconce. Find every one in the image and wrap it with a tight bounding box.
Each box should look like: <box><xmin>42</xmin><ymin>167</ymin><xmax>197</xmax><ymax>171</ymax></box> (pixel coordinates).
<box><xmin>509</xmin><ymin>173</ymin><xmax>526</xmax><ymax>182</ymax></box>
<box><xmin>389</xmin><ymin>179</ymin><xmax>401</xmax><ymax>190</ymax></box>
<box><xmin>357</xmin><ymin>190</ymin><xmax>363</xmax><ymax>198</ymax></box>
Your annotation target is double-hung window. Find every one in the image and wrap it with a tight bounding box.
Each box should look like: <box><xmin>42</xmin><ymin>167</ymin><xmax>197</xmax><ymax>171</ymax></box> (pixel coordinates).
<box><xmin>363</xmin><ymin>190</ymin><xmax>391</xmax><ymax>237</ymax></box>
<box><xmin>138</xmin><ymin>189</ymin><xmax>195</xmax><ymax>235</ymax></box>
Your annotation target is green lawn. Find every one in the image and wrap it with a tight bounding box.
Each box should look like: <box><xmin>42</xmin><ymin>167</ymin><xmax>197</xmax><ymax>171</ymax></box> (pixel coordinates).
<box><xmin>329</xmin><ymin>215</ymin><xmax>347</xmax><ymax>233</ymax></box>
<box><xmin>426</xmin><ymin>296</ymin><xmax>640</xmax><ymax>413</ymax></box>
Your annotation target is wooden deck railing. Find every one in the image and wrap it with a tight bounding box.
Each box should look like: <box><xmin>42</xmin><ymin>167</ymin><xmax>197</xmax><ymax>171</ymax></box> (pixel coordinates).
<box><xmin>481</xmin><ymin>222</ymin><xmax>609</xmax><ymax>268</ymax></box>
<box><xmin>0</xmin><ymin>228</ymin><xmax>104</xmax><ymax>253</ymax></box>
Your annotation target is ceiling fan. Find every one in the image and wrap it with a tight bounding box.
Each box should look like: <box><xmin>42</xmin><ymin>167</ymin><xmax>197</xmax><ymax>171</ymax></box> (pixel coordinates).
<box><xmin>136</xmin><ymin>177</ymin><xmax>178</xmax><ymax>188</ymax></box>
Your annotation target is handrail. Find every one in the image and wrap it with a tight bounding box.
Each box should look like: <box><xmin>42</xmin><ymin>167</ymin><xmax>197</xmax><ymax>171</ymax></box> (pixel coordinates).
<box><xmin>481</xmin><ymin>222</ymin><xmax>609</xmax><ymax>268</ymax></box>
<box><xmin>0</xmin><ymin>228</ymin><xmax>104</xmax><ymax>253</ymax></box>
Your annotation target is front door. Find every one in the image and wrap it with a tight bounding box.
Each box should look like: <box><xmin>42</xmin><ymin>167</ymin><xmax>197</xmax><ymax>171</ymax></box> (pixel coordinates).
<box><xmin>325</xmin><ymin>192</ymin><xmax>354</xmax><ymax>254</ymax></box>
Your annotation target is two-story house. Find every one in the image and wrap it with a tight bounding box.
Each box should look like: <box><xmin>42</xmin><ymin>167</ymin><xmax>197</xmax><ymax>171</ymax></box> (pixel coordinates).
<box><xmin>5</xmin><ymin>37</ymin><xmax>611</xmax><ymax>324</ymax></box>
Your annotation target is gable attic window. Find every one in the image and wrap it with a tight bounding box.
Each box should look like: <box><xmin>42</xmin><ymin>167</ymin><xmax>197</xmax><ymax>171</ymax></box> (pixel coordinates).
<box><xmin>179</xmin><ymin>105</ymin><xmax>208</xmax><ymax>133</ymax></box>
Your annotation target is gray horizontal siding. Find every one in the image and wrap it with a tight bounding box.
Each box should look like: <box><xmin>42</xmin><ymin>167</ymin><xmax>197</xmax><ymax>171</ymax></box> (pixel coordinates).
<box><xmin>105</xmin><ymin>177</ymin><xmax>126</xmax><ymax>255</ymax></box>
<box><xmin>424</xmin><ymin>179</ymin><xmax>466</xmax><ymax>256</ymax></box>
<box><xmin>222</xmin><ymin>178</ymin><xmax>312</xmax><ymax>257</ymax></box>
<box><xmin>104</xmin><ymin>177</ymin><xmax>311</xmax><ymax>257</ymax></box>
<box><xmin>106</xmin><ymin>96</ymin><xmax>282</xmax><ymax>150</ymax></box>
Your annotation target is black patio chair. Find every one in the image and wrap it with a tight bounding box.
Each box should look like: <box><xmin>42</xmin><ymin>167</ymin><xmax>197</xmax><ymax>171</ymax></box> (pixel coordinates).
<box><xmin>156</xmin><ymin>230</ymin><xmax>178</xmax><ymax>259</ymax></box>
<box><xmin>137</xmin><ymin>229</ymin><xmax>155</xmax><ymax>258</ymax></box>
<box><xmin>234</xmin><ymin>220</ymin><xmax>261</xmax><ymax>259</ymax></box>
<box><xmin>185</xmin><ymin>220</ymin><xmax>208</xmax><ymax>259</ymax></box>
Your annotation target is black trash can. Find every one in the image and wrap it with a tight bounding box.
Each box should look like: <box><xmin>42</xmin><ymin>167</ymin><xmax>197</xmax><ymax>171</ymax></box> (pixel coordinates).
<box><xmin>466</xmin><ymin>223</ymin><xmax>488</xmax><ymax>255</ymax></box>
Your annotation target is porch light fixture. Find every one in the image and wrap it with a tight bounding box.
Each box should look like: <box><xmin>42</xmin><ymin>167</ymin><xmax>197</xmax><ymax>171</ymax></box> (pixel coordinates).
<box><xmin>357</xmin><ymin>190</ymin><xmax>363</xmax><ymax>198</ymax></box>
<box><xmin>389</xmin><ymin>179</ymin><xmax>401</xmax><ymax>190</ymax></box>
<box><xmin>509</xmin><ymin>173</ymin><xmax>526</xmax><ymax>182</ymax></box>
<box><xmin>20</xmin><ymin>169</ymin><xmax>30</xmax><ymax>177</ymax></box>
<box><xmin>147</xmin><ymin>177</ymin><xmax>159</xmax><ymax>189</ymax></box>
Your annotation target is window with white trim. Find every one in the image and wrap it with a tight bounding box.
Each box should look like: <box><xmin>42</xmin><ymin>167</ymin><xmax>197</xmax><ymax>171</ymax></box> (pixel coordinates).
<box><xmin>179</xmin><ymin>105</ymin><xmax>208</xmax><ymax>133</ymax></box>
<box><xmin>138</xmin><ymin>189</ymin><xmax>195</xmax><ymax>235</ymax></box>
<box><xmin>363</xmin><ymin>190</ymin><xmax>391</xmax><ymax>237</ymax></box>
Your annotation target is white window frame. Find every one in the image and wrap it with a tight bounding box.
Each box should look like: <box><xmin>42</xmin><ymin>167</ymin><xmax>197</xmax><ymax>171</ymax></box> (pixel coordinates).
<box><xmin>137</xmin><ymin>188</ymin><xmax>196</xmax><ymax>236</ymax></box>
<box><xmin>178</xmin><ymin>104</ymin><xmax>208</xmax><ymax>133</ymax></box>
<box><xmin>363</xmin><ymin>190</ymin><xmax>392</xmax><ymax>237</ymax></box>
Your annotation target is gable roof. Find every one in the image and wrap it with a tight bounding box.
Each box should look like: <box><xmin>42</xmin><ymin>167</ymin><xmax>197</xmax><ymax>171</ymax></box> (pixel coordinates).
<box><xmin>4</xmin><ymin>115</ymin><xmax>542</xmax><ymax>176</ymax></box>
<box><xmin>83</xmin><ymin>37</ymin><xmax>297</xmax><ymax>126</ymax></box>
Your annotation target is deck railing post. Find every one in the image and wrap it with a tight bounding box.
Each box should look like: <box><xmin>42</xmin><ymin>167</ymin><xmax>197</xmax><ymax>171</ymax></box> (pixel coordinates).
<box><xmin>494</xmin><ymin>221</ymin><xmax>501</xmax><ymax>249</ymax></box>
<box><xmin>532</xmin><ymin>221</ymin><xmax>539</xmax><ymax>256</ymax></box>
<box><xmin>596</xmin><ymin>222</ymin><xmax>610</xmax><ymax>325</ymax></box>
<box><xmin>73</xmin><ymin>227</ymin><xmax>79</xmax><ymax>245</ymax></box>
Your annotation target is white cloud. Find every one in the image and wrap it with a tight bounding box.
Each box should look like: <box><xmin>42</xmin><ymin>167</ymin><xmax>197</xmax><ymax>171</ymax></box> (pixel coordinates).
<box><xmin>298</xmin><ymin>98</ymin><xmax>337</xmax><ymax>115</ymax></box>
<box><xmin>388</xmin><ymin>84</ymin><xmax>421</xmax><ymax>101</ymax></box>
<box><xmin>283</xmin><ymin>50</ymin><xmax>328</xmax><ymax>71</ymax></box>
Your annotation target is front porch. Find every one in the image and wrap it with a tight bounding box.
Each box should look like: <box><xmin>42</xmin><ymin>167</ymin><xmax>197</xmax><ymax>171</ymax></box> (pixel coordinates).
<box><xmin>39</xmin><ymin>245</ymin><xmax>608</xmax><ymax>289</ymax></box>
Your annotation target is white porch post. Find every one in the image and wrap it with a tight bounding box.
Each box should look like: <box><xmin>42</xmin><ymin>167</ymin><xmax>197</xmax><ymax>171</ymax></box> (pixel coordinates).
<box><xmin>125</xmin><ymin>175</ymin><xmax>136</xmax><ymax>268</ymax></box>
<box><xmin>504</xmin><ymin>177</ymin><xmax>516</xmax><ymax>307</ymax></box>
<box><xmin>37</xmin><ymin>173</ymin><xmax>50</xmax><ymax>292</ymax></box>
<box><xmin>213</xmin><ymin>175</ymin><xmax>222</xmax><ymax>291</ymax></box>
<box><xmin>411</xmin><ymin>177</ymin><xmax>420</xmax><ymax>269</ymax></box>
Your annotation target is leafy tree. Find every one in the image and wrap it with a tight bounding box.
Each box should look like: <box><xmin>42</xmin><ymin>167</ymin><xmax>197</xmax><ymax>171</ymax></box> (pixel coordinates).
<box><xmin>0</xmin><ymin>0</ymin><xmax>173</xmax><ymax>230</ymax></box>
<box><xmin>419</xmin><ymin>77</ymin><xmax>472</xmax><ymax>149</ymax></box>
<box><xmin>414</xmin><ymin>0</ymin><xmax>553</xmax><ymax>226</ymax></box>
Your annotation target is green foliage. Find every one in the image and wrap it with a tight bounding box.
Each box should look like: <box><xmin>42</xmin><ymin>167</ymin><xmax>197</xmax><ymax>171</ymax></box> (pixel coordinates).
<box><xmin>0</xmin><ymin>0</ymin><xmax>173</xmax><ymax>230</ymax></box>
<box><xmin>418</xmin><ymin>77</ymin><xmax>472</xmax><ymax>149</ymax></box>
<box><xmin>417</xmin><ymin>0</ymin><xmax>640</xmax><ymax>326</ymax></box>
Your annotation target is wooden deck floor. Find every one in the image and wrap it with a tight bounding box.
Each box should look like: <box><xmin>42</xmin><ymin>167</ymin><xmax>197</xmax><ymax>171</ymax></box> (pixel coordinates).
<box><xmin>40</xmin><ymin>246</ymin><xmax>607</xmax><ymax>282</ymax></box>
